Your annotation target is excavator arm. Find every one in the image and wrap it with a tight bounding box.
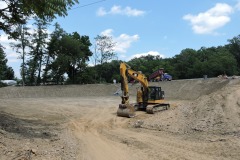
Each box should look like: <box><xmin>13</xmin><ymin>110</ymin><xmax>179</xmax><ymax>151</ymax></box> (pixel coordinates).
<box><xmin>117</xmin><ymin>62</ymin><xmax>149</xmax><ymax>117</ymax></box>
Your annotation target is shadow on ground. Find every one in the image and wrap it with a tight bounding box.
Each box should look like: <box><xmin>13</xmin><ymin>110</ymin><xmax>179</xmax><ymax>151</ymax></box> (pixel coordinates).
<box><xmin>0</xmin><ymin>112</ymin><xmax>57</xmax><ymax>139</ymax></box>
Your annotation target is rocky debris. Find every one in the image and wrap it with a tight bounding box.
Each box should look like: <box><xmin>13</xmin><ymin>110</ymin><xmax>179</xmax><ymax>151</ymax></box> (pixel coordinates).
<box><xmin>132</xmin><ymin>120</ymin><xmax>144</xmax><ymax>128</ymax></box>
<box><xmin>141</xmin><ymin>79</ymin><xmax>240</xmax><ymax>136</ymax></box>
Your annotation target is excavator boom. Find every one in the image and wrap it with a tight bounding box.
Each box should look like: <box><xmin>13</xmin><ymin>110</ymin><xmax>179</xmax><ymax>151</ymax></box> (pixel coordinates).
<box><xmin>117</xmin><ymin>62</ymin><xmax>149</xmax><ymax>118</ymax></box>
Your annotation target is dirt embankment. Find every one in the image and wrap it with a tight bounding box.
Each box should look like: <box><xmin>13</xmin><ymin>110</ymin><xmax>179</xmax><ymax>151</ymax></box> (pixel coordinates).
<box><xmin>0</xmin><ymin>78</ymin><xmax>229</xmax><ymax>100</ymax></box>
<box><xmin>153</xmin><ymin>78</ymin><xmax>231</xmax><ymax>100</ymax></box>
<box><xmin>142</xmin><ymin>78</ymin><xmax>240</xmax><ymax>136</ymax></box>
<box><xmin>0</xmin><ymin>84</ymin><xmax>119</xmax><ymax>99</ymax></box>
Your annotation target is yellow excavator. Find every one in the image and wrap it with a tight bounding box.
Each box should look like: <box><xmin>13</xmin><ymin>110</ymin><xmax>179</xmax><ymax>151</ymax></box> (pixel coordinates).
<box><xmin>117</xmin><ymin>62</ymin><xmax>170</xmax><ymax>118</ymax></box>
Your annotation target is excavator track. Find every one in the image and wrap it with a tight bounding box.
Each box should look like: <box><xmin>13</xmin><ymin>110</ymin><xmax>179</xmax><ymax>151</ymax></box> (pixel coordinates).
<box><xmin>146</xmin><ymin>103</ymin><xmax>170</xmax><ymax>114</ymax></box>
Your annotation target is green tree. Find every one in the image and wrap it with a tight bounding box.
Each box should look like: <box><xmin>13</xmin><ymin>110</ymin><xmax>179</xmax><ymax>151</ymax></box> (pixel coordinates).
<box><xmin>43</xmin><ymin>23</ymin><xmax>66</xmax><ymax>84</ymax></box>
<box><xmin>99</xmin><ymin>60</ymin><xmax>121</xmax><ymax>83</ymax></box>
<box><xmin>228</xmin><ymin>35</ymin><xmax>240</xmax><ymax>72</ymax></box>
<box><xmin>128</xmin><ymin>57</ymin><xmax>148</xmax><ymax>74</ymax></box>
<box><xmin>171</xmin><ymin>46</ymin><xmax>238</xmax><ymax>79</ymax></box>
<box><xmin>94</xmin><ymin>35</ymin><xmax>116</xmax><ymax>65</ymax></box>
<box><xmin>26</xmin><ymin>17</ymin><xmax>49</xmax><ymax>85</ymax></box>
<box><xmin>0</xmin><ymin>45</ymin><xmax>14</xmax><ymax>80</ymax></box>
<box><xmin>10</xmin><ymin>24</ymin><xmax>31</xmax><ymax>85</ymax></box>
<box><xmin>75</xmin><ymin>66</ymin><xmax>97</xmax><ymax>84</ymax></box>
<box><xmin>172</xmin><ymin>48</ymin><xmax>198</xmax><ymax>79</ymax></box>
<box><xmin>128</xmin><ymin>54</ymin><xmax>164</xmax><ymax>78</ymax></box>
<box><xmin>49</xmin><ymin>32</ymin><xmax>92</xmax><ymax>84</ymax></box>
<box><xmin>204</xmin><ymin>46</ymin><xmax>238</xmax><ymax>77</ymax></box>
<box><xmin>0</xmin><ymin>0</ymin><xmax>78</xmax><ymax>38</ymax></box>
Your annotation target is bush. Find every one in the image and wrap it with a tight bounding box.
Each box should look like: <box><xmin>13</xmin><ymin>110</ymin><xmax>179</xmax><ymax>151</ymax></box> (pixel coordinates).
<box><xmin>0</xmin><ymin>82</ymin><xmax>7</xmax><ymax>88</ymax></box>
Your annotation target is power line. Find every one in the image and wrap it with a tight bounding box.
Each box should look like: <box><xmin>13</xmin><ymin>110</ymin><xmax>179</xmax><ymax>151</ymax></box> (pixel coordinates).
<box><xmin>70</xmin><ymin>0</ymin><xmax>107</xmax><ymax>10</ymax></box>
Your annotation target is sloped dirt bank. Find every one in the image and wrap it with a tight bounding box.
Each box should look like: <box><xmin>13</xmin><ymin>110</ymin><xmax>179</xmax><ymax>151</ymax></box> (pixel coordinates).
<box><xmin>0</xmin><ymin>78</ymin><xmax>230</xmax><ymax>100</ymax></box>
<box><xmin>141</xmin><ymin>79</ymin><xmax>240</xmax><ymax>136</ymax></box>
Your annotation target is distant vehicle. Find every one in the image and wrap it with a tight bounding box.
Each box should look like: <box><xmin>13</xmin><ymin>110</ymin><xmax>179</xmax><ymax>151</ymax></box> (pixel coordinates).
<box><xmin>148</xmin><ymin>68</ymin><xmax>164</xmax><ymax>81</ymax></box>
<box><xmin>148</xmin><ymin>69</ymin><xmax>172</xmax><ymax>81</ymax></box>
<box><xmin>162</xmin><ymin>73</ymin><xmax>172</xmax><ymax>81</ymax></box>
<box><xmin>0</xmin><ymin>80</ymin><xmax>17</xmax><ymax>86</ymax></box>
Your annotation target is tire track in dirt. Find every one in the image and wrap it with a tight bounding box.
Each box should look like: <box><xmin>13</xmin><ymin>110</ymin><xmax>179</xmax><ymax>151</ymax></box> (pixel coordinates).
<box><xmin>60</xmin><ymin>96</ymin><xmax>240</xmax><ymax>160</ymax></box>
<box><xmin>56</xmin><ymin>97</ymin><xmax>144</xmax><ymax>160</ymax></box>
<box><xmin>58</xmin><ymin>98</ymin><xmax>203</xmax><ymax>160</ymax></box>
<box><xmin>64</xmin><ymin>103</ymin><xmax>145</xmax><ymax>159</ymax></box>
<box><xmin>104</xmin><ymin>128</ymin><xmax>235</xmax><ymax>160</ymax></box>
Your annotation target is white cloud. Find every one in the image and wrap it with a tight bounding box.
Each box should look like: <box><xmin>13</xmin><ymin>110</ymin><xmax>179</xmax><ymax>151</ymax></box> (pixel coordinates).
<box><xmin>110</xmin><ymin>5</ymin><xmax>122</xmax><ymax>15</ymax></box>
<box><xmin>0</xmin><ymin>34</ymin><xmax>19</xmax><ymax>62</ymax></box>
<box><xmin>96</xmin><ymin>7</ymin><xmax>107</xmax><ymax>16</ymax></box>
<box><xmin>7</xmin><ymin>53</ymin><xmax>19</xmax><ymax>62</ymax></box>
<box><xmin>114</xmin><ymin>34</ymin><xmax>139</xmax><ymax>53</ymax></box>
<box><xmin>100</xmin><ymin>29</ymin><xmax>139</xmax><ymax>53</ymax></box>
<box><xmin>100</xmin><ymin>29</ymin><xmax>113</xmax><ymax>37</ymax></box>
<box><xmin>183</xmin><ymin>3</ymin><xmax>233</xmax><ymax>34</ymax></box>
<box><xmin>0</xmin><ymin>1</ymin><xmax>7</xmax><ymax>9</ymax></box>
<box><xmin>97</xmin><ymin>5</ymin><xmax>146</xmax><ymax>17</ymax></box>
<box><xmin>128</xmin><ymin>51</ymin><xmax>166</xmax><ymax>61</ymax></box>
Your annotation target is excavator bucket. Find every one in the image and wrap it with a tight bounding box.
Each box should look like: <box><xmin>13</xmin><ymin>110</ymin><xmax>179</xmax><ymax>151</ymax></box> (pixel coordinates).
<box><xmin>117</xmin><ymin>103</ymin><xmax>135</xmax><ymax>118</ymax></box>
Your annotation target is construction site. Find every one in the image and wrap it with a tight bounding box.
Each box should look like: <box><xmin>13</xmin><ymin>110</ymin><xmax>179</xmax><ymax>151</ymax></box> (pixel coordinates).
<box><xmin>0</xmin><ymin>77</ymin><xmax>240</xmax><ymax>160</ymax></box>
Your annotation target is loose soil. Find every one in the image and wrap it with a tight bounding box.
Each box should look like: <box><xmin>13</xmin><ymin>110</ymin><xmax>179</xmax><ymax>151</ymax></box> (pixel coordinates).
<box><xmin>0</xmin><ymin>78</ymin><xmax>240</xmax><ymax>160</ymax></box>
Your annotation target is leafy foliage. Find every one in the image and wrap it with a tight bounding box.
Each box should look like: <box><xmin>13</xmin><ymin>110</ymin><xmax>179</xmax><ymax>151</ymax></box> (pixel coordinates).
<box><xmin>228</xmin><ymin>35</ymin><xmax>240</xmax><ymax>72</ymax></box>
<box><xmin>46</xmin><ymin>28</ymin><xmax>92</xmax><ymax>84</ymax></box>
<box><xmin>2</xmin><ymin>18</ymin><xmax>240</xmax><ymax>85</ymax></box>
<box><xmin>0</xmin><ymin>45</ymin><xmax>14</xmax><ymax>80</ymax></box>
<box><xmin>0</xmin><ymin>0</ymin><xmax>78</xmax><ymax>38</ymax></box>
<box><xmin>26</xmin><ymin>17</ymin><xmax>49</xmax><ymax>85</ymax></box>
<box><xmin>10</xmin><ymin>24</ymin><xmax>31</xmax><ymax>85</ymax></box>
<box><xmin>94</xmin><ymin>35</ymin><xmax>116</xmax><ymax>65</ymax></box>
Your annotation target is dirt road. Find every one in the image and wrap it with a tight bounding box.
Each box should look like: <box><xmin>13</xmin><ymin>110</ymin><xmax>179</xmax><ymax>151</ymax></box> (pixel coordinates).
<box><xmin>0</xmin><ymin>79</ymin><xmax>240</xmax><ymax>160</ymax></box>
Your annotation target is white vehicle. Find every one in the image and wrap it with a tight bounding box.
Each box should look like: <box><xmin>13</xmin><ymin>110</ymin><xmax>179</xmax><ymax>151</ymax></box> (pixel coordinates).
<box><xmin>1</xmin><ymin>80</ymin><xmax>17</xmax><ymax>86</ymax></box>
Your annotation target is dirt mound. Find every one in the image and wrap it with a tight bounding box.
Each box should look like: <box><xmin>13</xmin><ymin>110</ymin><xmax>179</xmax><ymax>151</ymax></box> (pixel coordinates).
<box><xmin>152</xmin><ymin>78</ymin><xmax>230</xmax><ymax>100</ymax></box>
<box><xmin>141</xmin><ymin>78</ymin><xmax>240</xmax><ymax>136</ymax></box>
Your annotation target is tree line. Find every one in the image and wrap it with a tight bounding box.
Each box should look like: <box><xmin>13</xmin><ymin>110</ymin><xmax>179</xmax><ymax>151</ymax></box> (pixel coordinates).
<box><xmin>1</xmin><ymin>25</ymin><xmax>240</xmax><ymax>85</ymax></box>
<box><xmin>1</xmin><ymin>0</ymin><xmax>240</xmax><ymax>85</ymax></box>
<box><xmin>85</xmin><ymin>35</ymin><xmax>240</xmax><ymax>84</ymax></box>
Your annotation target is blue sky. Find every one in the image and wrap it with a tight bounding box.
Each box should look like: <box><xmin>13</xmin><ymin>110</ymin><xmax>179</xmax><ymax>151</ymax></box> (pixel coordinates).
<box><xmin>1</xmin><ymin>0</ymin><xmax>240</xmax><ymax>78</ymax></box>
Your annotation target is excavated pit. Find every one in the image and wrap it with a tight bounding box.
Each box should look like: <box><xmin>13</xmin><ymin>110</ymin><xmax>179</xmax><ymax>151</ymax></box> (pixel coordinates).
<box><xmin>0</xmin><ymin>78</ymin><xmax>240</xmax><ymax>160</ymax></box>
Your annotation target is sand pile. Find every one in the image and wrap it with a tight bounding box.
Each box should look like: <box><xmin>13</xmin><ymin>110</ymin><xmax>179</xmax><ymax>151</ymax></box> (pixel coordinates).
<box><xmin>153</xmin><ymin>78</ymin><xmax>230</xmax><ymax>100</ymax></box>
<box><xmin>142</xmin><ymin>79</ymin><xmax>240</xmax><ymax>136</ymax></box>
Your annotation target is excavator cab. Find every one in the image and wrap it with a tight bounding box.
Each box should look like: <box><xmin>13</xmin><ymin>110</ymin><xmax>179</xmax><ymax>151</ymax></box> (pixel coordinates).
<box><xmin>148</xmin><ymin>86</ymin><xmax>164</xmax><ymax>100</ymax></box>
<box><xmin>136</xmin><ymin>86</ymin><xmax>165</xmax><ymax>110</ymax></box>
